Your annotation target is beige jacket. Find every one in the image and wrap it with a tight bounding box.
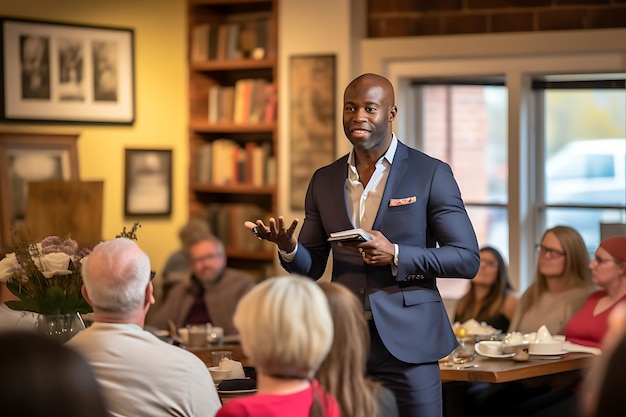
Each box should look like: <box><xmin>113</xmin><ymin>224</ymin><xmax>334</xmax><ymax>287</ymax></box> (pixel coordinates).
<box><xmin>147</xmin><ymin>268</ymin><xmax>255</xmax><ymax>335</ymax></box>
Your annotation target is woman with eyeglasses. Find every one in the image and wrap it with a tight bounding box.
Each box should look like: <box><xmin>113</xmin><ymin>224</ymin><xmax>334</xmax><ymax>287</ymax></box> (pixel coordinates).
<box><xmin>508</xmin><ymin>225</ymin><xmax>594</xmax><ymax>335</ymax></box>
<box><xmin>563</xmin><ymin>236</ymin><xmax>626</xmax><ymax>348</ymax></box>
<box><xmin>496</xmin><ymin>240</ymin><xmax>626</xmax><ymax>416</ymax></box>
<box><xmin>454</xmin><ymin>247</ymin><xmax>519</xmax><ymax>332</ymax></box>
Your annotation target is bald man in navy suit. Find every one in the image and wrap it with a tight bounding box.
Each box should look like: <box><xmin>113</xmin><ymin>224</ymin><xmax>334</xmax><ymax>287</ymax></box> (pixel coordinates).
<box><xmin>247</xmin><ymin>73</ymin><xmax>479</xmax><ymax>416</ymax></box>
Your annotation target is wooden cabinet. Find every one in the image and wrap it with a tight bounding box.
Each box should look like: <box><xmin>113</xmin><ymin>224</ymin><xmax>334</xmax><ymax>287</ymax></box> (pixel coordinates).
<box><xmin>187</xmin><ymin>0</ymin><xmax>278</xmax><ymax>280</ymax></box>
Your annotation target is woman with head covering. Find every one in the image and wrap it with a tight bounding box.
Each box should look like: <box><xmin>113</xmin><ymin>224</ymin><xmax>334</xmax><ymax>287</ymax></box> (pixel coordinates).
<box><xmin>564</xmin><ymin>236</ymin><xmax>626</xmax><ymax>348</ymax></box>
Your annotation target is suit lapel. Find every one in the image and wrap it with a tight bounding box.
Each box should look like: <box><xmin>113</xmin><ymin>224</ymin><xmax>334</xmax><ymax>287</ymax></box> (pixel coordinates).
<box><xmin>373</xmin><ymin>142</ymin><xmax>409</xmax><ymax>229</ymax></box>
<box><xmin>331</xmin><ymin>155</ymin><xmax>355</xmax><ymax>228</ymax></box>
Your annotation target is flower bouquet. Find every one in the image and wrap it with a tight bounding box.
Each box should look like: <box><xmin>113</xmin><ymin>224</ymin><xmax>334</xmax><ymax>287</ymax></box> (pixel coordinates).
<box><xmin>0</xmin><ymin>232</ymin><xmax>92</xmax><ymax>315</ymax></box>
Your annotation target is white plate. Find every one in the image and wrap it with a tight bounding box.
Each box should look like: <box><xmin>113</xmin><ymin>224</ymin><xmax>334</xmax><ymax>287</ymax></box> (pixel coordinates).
<box><xmin>217</xmin><ymin>389</ymin><xmax>257</xmax><ymax>395</ymax></box>
<box><xmin>530</xmin><ymin>350</ymin><xmax>567</xmax><ymax>356</ymax></box>
<box><xmin>474</xmin><ymin>342</ymin><xmax>515</xmax><ymax>359</ymax></box>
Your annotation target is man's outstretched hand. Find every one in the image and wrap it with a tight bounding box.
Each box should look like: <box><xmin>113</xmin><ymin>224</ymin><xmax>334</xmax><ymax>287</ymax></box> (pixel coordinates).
<box><xmin>244</xmin><ymin>216</ymin><xmax>299</xmax><ymax>253</ymax></box>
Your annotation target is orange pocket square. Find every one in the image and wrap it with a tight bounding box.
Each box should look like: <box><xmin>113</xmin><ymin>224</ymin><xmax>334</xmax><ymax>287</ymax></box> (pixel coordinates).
<box><xmin>389</xmin><ymin>196</ymin><xmax>416</xmax><ymax>207</ymax></box>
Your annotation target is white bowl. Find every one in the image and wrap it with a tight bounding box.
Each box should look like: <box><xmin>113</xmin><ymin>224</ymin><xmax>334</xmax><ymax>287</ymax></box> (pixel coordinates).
<box><xmin>208</xmin><ymin>366</ymin><xmax>231</xmax><ymax>382</ymax></box>
<box><xmin>478</xmin><ymin>341</ymin><xmax>502</xmax><ymax>356</ymax></box>
<box><xmin>529</xmin><ymin>341</ymin><xmax>563</xmax><ymax>355</ymax></box>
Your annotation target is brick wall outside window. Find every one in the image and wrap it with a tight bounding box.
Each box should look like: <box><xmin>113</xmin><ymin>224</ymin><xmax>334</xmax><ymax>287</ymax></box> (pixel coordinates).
<box><xmin>368</xmin><ymin>0</ymin><xmax>626</xmax><ymax>37</ymax></box>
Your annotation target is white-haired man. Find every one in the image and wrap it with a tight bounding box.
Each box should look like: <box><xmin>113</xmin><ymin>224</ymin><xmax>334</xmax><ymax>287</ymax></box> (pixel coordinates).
<box><xmin>68</xmin><ymin>238</ymin><xmax>221</xmax><ymax>417</ymax></box>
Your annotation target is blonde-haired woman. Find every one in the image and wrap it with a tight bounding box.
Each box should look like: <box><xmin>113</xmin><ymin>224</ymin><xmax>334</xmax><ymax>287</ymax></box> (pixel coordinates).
<box><xmin>317</xmin><ymin>282</ymin><xmax>398</xmax><ymax>417</ymax></box>
<box><xmin>216</xmin><ymin>275</ymin><xmax>340</xmax><ymax>417</ymax></box>
<box><xmin>509</xmin><ymin>225</ymin><xmax>594</xmax><ymax>335</ymax></box>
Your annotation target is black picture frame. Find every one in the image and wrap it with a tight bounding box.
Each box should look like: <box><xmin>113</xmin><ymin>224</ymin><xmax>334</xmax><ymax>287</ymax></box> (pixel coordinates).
<box><xmin>0</xmin><ymin>17</ymin><xmax>135</xmax><ymax>124</ymax></box>
<box><xmin>124</xmin><ymin>149</ymin><xmax>172</xmax><ymax>217</ymax></box>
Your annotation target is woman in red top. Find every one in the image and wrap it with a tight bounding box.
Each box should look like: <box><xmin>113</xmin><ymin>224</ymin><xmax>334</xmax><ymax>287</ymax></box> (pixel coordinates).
<box><xmin>565</xmin><ymin>236</ymin><xmax>626</xmax><ymax>348</ymax></box>
<box><xmin>216</xmin><ymin>275</ymin><xmax>340</xmax><ymax>417</ymax></box>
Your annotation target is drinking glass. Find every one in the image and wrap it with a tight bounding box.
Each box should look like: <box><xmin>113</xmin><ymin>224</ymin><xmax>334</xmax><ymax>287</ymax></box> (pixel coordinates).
<box><xmin>186</xmin><ymin>324</ymin><xmax>208</xmax><ymax>348</ymax></box>
<box><xmin>450</xmin><ymin>336</ymin><xmax>476</xmax><ymax>364</ymax></box>
<box><xmin>212</xmin><ymin>350</ymin><xmax>232</xmax><ymax>367</ymax></box>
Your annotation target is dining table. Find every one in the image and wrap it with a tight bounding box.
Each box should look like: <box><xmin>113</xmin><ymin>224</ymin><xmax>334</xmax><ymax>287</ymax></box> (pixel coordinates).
<box><xmin>440</xmin><ymin>352</ymin><xmax>597</xmax><ymax>417</ymax></box>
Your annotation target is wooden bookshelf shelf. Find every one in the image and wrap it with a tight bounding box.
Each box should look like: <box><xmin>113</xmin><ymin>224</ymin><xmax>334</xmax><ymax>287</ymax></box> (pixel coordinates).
<box><xmin>189</xmin><ymin>121</ymin><xmax>276</xmax><ymax>133</ymax></box>
<box><xmin>191</xmin><ymin>58</ymin><xmax>276</xmax><ymax>71</ymax></box>
<box><xmin>191</xmin><ymin>184</ymin><xmax>276</xmax><ymax>195</ymax></box>
<box><xmin>188</xmin><ymin>0</ymin><xmax>278</xmax><ymax>280</ymax></box>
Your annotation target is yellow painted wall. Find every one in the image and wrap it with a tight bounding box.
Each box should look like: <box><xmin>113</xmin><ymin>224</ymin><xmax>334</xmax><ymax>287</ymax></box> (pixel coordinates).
<box><xmin>0</xmin><ymin>0</ymin><xmax>188</xmax><ymax>275</ymax></box>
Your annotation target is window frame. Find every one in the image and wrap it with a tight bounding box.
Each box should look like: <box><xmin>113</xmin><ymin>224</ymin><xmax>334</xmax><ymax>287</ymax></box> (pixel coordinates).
<box><xmin>361</xmin><ymin>29</ymin><xmax>626</xmax><ymax>291</ymax></box>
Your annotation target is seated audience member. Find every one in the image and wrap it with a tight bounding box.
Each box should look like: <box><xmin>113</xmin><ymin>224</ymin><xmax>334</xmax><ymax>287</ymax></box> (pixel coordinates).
<box><xmin>216</xmin><ymin>275</ymin><xmax>340</xmax><ymax>417</ymax></box>
<box><xmin>497</xmin><ymin>238</ymin><xmax>626</xmax><ymax>417</ymax></box>
<box><xmin>158</xmin><ymin>217</ymin><xmax>211</xmax><ymax>301</ymax></box>
<box><xmin>0</xmin><ymin>330</ymin><xmax>109</xmax><ymax>417</ymax></box>
<box><xmin>147</xmin><ymin>229</ymin><xmax>256</xmax><ymax>335</ymax></box>
<box><xmin>0</xmin><ymin>282</ymin><xmax>38</xmax><ymax>330</ymax></box>
<box><xmin>582</xmin><ymin>302</ymin><xmax>626</xmax><ymax>417</ymax></box>
<box><xmin>317</xmin><ymin>281</ymin><xmax>398</xmax><ymax>417</ymax></box>
<box><xmin>509</xmin><ymin>225</ymin><xmax>594</xmax><ymax>335</ymax></box>
<box><xmin>68</xmin><ymin>238</ymin><xmax>221</xmax><ymax>417</ymax></box>
<box><xmin>565</xmin><ymin>236</ymin><xmax>626</xmax><ymax>348</ymax></box>
<box><xmin>454</xmin><ymin>246</ymin><xmax>518</xmax><ymax>332</ymax></box>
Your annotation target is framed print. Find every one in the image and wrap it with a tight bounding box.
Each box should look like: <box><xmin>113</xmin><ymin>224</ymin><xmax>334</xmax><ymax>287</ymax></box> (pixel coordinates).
<box><xmin>0</xmin><ymin>133</ymin><xmax>79</xmax><ymax>249</ymax></box>
<box><xmin>289</xmin><ymin>54</ymin><xmax>336</xmax><ymax>210</ymax></box>
<box><xmin>124</xmin><ymin>149</ymin><xmax>172</xmax><ymax>217</ymax></box>
<box><xmin>0</xmin><ymin>17</ymin><xmax>135</xmax><ymax>124</ymax></box>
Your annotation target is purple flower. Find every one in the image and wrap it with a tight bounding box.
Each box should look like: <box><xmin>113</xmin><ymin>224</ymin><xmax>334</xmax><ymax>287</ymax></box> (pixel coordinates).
<box><xmin>40</xmin><ymin>236</ymin><xmax>64</xmax><ymax>254</ymax></box>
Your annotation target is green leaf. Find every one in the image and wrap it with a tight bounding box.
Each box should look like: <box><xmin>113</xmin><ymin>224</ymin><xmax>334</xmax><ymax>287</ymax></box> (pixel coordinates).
<box><xmin>5</xmin><ymin>299</ymin><xmax>40</xmax><ymax>313</ymax></box>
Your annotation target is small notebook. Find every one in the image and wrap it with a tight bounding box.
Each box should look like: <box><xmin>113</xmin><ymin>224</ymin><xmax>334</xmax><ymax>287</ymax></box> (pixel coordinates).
<box><xmin>327</xmin><ymin>228</ymin><xmax>373</xmax><ymax>243</ymax></box>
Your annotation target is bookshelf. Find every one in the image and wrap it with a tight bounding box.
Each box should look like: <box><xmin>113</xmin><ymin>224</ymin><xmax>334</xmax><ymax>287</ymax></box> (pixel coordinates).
<box><xmin>187</xmin><ymin>0</ymin><xmax>278</xmax><ymax>281</ymax></box>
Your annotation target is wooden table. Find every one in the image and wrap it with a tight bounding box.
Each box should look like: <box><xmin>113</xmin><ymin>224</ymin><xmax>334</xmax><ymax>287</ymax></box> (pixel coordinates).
<box><xmin>440</xmin><ymin>352</ymin><xmax>594</xmax><ymax>383</ymax></box>
<box><xmin>440</xmin><ymin>352</ymin><xmax>596</xmax><ymax>417</ymax></box>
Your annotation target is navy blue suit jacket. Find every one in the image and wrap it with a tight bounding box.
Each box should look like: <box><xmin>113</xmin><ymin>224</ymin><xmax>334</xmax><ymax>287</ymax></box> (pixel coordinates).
<box><xmin>282</xmin><ymin>141</ymin><xmax>479</xmax><ymax>364</ymax></box>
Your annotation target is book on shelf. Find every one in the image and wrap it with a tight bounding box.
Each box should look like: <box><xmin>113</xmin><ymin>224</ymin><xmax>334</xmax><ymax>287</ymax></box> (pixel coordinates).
<box><xmin>199</xmin><ymin>138</ymin><xmax>273</xmax><ymax>186</ymax></box>
<box><xmin>196</xmin><ymin>142</ymin><xmax>212</xmax><ymax>184</ymax></box>
<box><xmin>211</xmin><ymin>138</ymin><xmax>239</xmax><ymax>185</ymax></box>
<box><xmin>191</xmin><ymin>12</ymin><xmax>270</xmax><ymax>63</ymax></box>
<box><xmin>232</xmin><ymin>78</ymin><xmax>273</xmax><ymax>125</ymax></box>
<box><xmin>191</xmin><ymin>23</ymin><xmax>209</xmax><ymax>62</ymax></box>
<box><xmin>208</xmin><ymin>85</ymin><xmax>235</xmax><ymax>124</ymax></box>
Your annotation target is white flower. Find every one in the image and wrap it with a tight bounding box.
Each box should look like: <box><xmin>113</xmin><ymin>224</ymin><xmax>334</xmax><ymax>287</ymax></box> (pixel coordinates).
<box><xmin>0</xmin><ymin>253</ymin><xmax>21</xmax><ymax>282</ymax></box>
<box><xmin>34</xmin><ymin>252</ymin><xmax>72</xmax><ymax>278</ymax></box>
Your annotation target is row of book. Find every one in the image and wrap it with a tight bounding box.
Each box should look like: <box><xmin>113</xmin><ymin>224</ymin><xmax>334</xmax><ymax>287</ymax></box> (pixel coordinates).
<box><xmin>191</xmin><ymin>13</ymin><xmax>269</xmax><ymax>62</ymax></box>
<box><xmin>206</xmin><ymin>202</ymin><xmax>275</xmax><ymax>254</ymax></box>
<box><xmin>196</xmin><ymin>138</ymin><xmax>275</xmax><ymax>187</ymax></box>
<box><xmin>208</xmin><ymin>78</ymin><xmax>277</xmax><ymax>125</ymax></box>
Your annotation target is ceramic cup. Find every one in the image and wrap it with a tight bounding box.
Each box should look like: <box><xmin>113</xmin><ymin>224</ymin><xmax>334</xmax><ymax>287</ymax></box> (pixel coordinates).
<box><xmin>187</xmin><ymin>324</ymin><xmax>208</xmax><ymax>348</ymax></box>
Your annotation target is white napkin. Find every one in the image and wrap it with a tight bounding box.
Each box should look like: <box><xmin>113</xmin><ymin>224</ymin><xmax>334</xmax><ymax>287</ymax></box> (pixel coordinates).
<box><xmin>218</xmin><ymin>357</ymin><xmax>246</xmax><ymax>379</ymax></box>
<box><xmin>562</xmin><ymin>341</ymin><xmax>602</xmax><ymax>356</ymax></box>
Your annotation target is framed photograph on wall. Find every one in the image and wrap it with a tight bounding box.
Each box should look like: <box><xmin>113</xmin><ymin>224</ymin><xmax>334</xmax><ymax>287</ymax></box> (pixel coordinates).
<box><xmin>289</xmin><ymin>54</ymin><xmax>336</xmax><ymax>210</ymax></box>
<box><xmin>0</xmin><ymin>133</ymin><xmax>79</xmax><ymax>249</ymax></box>
<box><xmin>124</xmin><ymin>149</ymin><xmax>172</xmax><ymax>217</ymax></box>
<box><xmin>0</xmin><ymin>17</ymin><xmax>135</xmax><ymax>124</ymax></box>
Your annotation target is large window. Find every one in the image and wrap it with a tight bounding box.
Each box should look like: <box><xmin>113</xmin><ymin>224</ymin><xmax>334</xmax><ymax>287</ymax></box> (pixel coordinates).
<box><xmin>535</xmin><ymin>79</ymin><xmax>626</xmax><ymax>253</ymax></box>
<box><xmin>412</xmin><ymin>82</ymin><xmax>509</xmax><ymax>255</ymax></box>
